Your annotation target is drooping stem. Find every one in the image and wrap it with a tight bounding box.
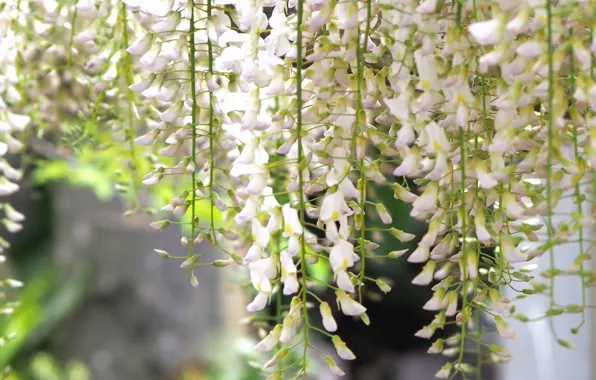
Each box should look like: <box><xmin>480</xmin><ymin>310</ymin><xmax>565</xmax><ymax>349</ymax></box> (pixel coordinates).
<box><xmin>457</xmin><ymin>126</ymin><xmax>469</xmax><ymax>368</ymax></box>
<box><xmin>568</xmin><ymin>31</ymin><xmax>586</xmax><ymax>330</ymax></box>
<box><xmin>476</xmin><ymin>308</ymin><xmax>482</xmax><ymax>380</ymax></box>
<box><xmin>472</xmin><ymin>3</ymin><xmax>487</xmax><ymax>375</ymax></box>
<box><xmin>295</xmin><ymin>0</ymin><xmax>311</xmax><ymax>376</ymax></box>
<box><xmin>67</xmin><ymin>8</ymin><xmax>78</xmax><ymax>70</ymax></box>
<box><xmin>188</xmin><ymin>0</ymin><xmax>198</xmax><ymax>258</ymax></box>
<box><xmin>120</xmin><ymin>2</ymin><xmax>140</xmax><ymax>209</ymax></box>
<box><xmin>355</xmin><ymin>0</ymin><xmax>372</xmax><ymax>304</ymax></box>
<box><xmin>206</xmin><ymin>0</ymin><xmax>217</xmax><ymax>244</ymax></box>
<box><xmin>13</xmin><ymin>0</ymin><xmax>24</xmax><ymax>100</ymax></box>
<box><xmin>455</xmin><ymin>0</ymin><xmax>463</xmax><ymax>29</ymax></box>
<box><xmin>545</xmin><ymin>0</ymin><xmax>557</xmax><ymax>336</ymax></box>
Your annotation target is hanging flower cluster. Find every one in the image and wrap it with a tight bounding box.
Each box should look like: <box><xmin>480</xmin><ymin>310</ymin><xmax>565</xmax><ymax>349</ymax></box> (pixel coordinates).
<box><xmin>0</xmin><ymin>2</ymin><xmax>30</xmax><ymax>243</ymax></box>
<box><xmin>3</xmin><ymin>0</ymin><xmax>596</xmax><ymax>378</ymax></box>
<box><xmin>0</xmin><ymin>2</ymin><xmax>33</xmax><ymax>362</ymax></box>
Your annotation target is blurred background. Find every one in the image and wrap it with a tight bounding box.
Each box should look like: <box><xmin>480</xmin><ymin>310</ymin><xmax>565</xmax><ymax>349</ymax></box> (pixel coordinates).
<box><xmin>0</xmin><ymin>165</ymin><xmax>593</xmax><ymax>380</ymax></box>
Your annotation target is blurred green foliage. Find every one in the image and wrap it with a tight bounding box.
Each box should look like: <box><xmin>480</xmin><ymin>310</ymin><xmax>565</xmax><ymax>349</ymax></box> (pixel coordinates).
<box><xmin>32</xmin><ymin>150</ymin><xmax>222</xmax><ymax>233</ymax></box>
<box><xmin>6</xmin><ymin>352</ymin><xmax>89</xmax><ymax>380</ymax></box>
<box><xmin>0</xmin><ymin>247</ymin><xmax>90</xmax><ymax>379</ymax></box>
<box><xmin>33</xmin><ymin>159</ymin><xmax>114</xmax><ymax>201</ymax></box>
<box><xmin>185</xmin><ymin>336</ymin><xmax>321</xmax><ymax>380</ymax></box>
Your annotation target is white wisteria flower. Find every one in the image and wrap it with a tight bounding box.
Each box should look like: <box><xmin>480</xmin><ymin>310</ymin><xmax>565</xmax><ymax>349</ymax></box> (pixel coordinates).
<box><xmin>335</xmin><ymin>290</ymin><xmax>366</xmax><ymax>316</ymax></box>
<box><xmin>468</xmin><ymin>18</ymin><xmax>504</xmax><ymax>46</ymax></box>
<box><xmin>331</xmin><ymin>335</ymin><xmax>356</xmax><ymax>360</ymax></box>
<box><xmin>319</xmin><ymin>302</ymin><xmax>337</xmax><ymax>332</ymax></box>
<box><xmin>255</xmin><ymin>324</ymin><xmax>282</xmax><ymax>352</ymax></box>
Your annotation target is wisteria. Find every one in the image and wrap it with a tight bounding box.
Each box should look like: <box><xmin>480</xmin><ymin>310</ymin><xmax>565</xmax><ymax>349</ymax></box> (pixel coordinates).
<box><xmin>2</xmin><ymin>0</ymin><xmax>596</xmax><ymax>378</ymax></box>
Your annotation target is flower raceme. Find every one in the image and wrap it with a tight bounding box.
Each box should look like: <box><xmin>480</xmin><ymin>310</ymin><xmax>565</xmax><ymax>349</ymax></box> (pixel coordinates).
<box><xmin>110</xmin><ymin>0</ymin><xmax>596</xmax><ymax>377</ymax></box>
<box><xmin>6</xmin><ymin>0</ymin><xmax>596</xmax><ymax>378</ymax></box>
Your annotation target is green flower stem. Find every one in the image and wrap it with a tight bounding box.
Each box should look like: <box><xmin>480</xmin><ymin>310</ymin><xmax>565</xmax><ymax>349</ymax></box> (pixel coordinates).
<box><xmin>355</xmin><ymin>0</ymin><xmax>372</xmax><ymax>304</ymax></box>
<box><xmin>568</xmin><ymin>31</ymin><xmax>586</xmax><ymax>330</ymax></box>
<box><xmin>457</xmin><ymin>125</ymin><xmax>469</xmax><ymax>369</ymax></box>
<box><xmin>306</xmin><ymin>290</ymin><xmax>324</xmax><ymax>304</ymax></box>
<box><xmin>206</xmin><ymin>0</ymin><xmax>217</xmax><ymax>243</ymax></box>
<box><xmin>455</xmin><ymin>0</ymin><xmax>463</xmax><ymax>29</ymax></box>
<box><xmin>590</xmin><ymin>5</ymin><xmax>596</xmax><ymax>333</ymax></box>
<box><xmin>13</xmin><ymin>0</ymin><xmax>25</xmax><ymax>100</ymax></box>
<box><xmin>476</xmin><ymin>306</ymin><xmax>482</xmax><ymax>379</ymax></box>
<box><xmin>309</xmin><ymin>325</ymin><xmax>333</xmax><ymax>338</ymax></box>
<box><xmin>275</xmin><ymin>233</ymin><xmax>283</xmax><ymax>367</ymax></box>
<box><xmin>472</xmin><ymin>3</ymin><xmax>487</xmax><ymax>375</ymax></box>
<box><xmin>295</xmin><ymin>0</ymin><xmax>312</xmax><ymax>375</ymax></box>
<box><xmin>67</xmin><ymin>8</ymin><xmax>78</xmax><ymax>70</ymax></box>
<box><xmin>119</xmin><ymin>2</ymin><xmax>140</xmax><ymax>209</ymax></box>
<box><xmin>545</xmin><ymin>0</ymin><xmax>558</xmax><ymax>338</ymax></box>
<box><xmin>188</xmin><ymin>0</ymin><xmax>198</xmax><ymax>258</ymax></box>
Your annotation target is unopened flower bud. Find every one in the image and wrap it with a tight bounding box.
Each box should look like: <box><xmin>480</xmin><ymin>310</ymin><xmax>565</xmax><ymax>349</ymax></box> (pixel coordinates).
<box><xmin>428</xmin><ymin>338</ymin><xmax>444</xmax><ymax>354</ymax></box>
<box><xmin>375</xmin><ymin>203</ymin><xmax>392</xmax><ymax>224</ymax></box>
<box><xmin>154</xmin><ymin>249</ymin><xmax>169</xmax><ymax>258</ymax></box>
<box><xmin>173</xmin><ymin>202</ymin><xmax>190</xmax><ymax>217</ymax></box>
<box><xmin>255</xmin><ymin>324</ymin><xmax>282</xmax><ymax>352</ymax></box>
<box><xmin>375</xmin><ymin>278</ymin><xmax>392</xmax><ymax>293</ymax></box>
<box><xmin>435</xmin><ymin>362</ymin><xmax>453</xmax><ymax>379</ymax></box>
<box><xmin>180</xmin><ymin>255</ymin><xmax>199</xmax><ymax>269</ymax></box>
<box><xmin>390</xmin><ymin>228</ymin><xmax>415</xmax><ymax>242</ymax></box>
<box><xmin>150</xmin><ymin>220</ymin><xmax>170</xmax><ymax>231</ymax></box>
<box><xmin>494</xmin><ymin>315</ymin><xmax>516</xmax><ymax>339</ymax></box>
<box><xmin>331</xmin><ymin>335</ymin><xmax>356</xmax><ymax>360</ymax></box>
<box><xmin>387</xmin><ymin>249</ymin><xmax>408</xmax><ymax>259</ymax></box>
<box><xmin>325</xmin><ymin>356</ymin><xmax>345</xmax><ymax>377</ymax></box>
<box><xmin>3</xmin><ymin>204</ymin><xmax>24</xmax><ymax>222</ymax></box>
<box><xmin>180</xmin><ymin>237</ymin><xmax>188</xmax><ymax>247</ymax></box>
<box><xmin>263</xmin><ymin>348</ymin><xmax>289</xmax><ymax>369</ymax></box>
<box><xmin>213</xmin><ymin>259</ymin><xmax>234</xmax><ymax>267</ymax></box>
<box><xmin>190</xmin><ymin>274</ymin><xmax>199</xmax><ymax>288</ymax></box>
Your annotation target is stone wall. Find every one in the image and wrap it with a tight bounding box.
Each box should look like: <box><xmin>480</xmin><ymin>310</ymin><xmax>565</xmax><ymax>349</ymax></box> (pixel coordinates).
<box><xmin>49</xmin><ymin>185</ymin><xmax>223</xmax><ymax>379</ymax></box>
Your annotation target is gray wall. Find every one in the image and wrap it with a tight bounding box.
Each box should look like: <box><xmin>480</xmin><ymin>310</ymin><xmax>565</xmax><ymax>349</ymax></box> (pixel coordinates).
<box><xmin>50</xmin><ymin>185</ymin><xmax>221</xmax><ymax>379</ymax></box>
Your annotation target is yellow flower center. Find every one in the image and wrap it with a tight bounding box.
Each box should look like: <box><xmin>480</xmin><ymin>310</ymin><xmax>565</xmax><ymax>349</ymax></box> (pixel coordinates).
<box><xmin>342</xmin><ymin>258</ymin><xmax>349</xmax><ymax>269</ymax></box>
<box><xmin>456</xmin><ymin>93</ymin><xmax>466</xmax><ymax>105</ymax></box>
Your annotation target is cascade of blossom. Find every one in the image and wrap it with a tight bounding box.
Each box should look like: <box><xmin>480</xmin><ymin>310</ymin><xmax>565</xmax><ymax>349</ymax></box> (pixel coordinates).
<box><xmin>122</xmin><ymin>0</ymin><xmax>596</xmax><ymax>377</ymax></box>
<box><xmin>3</xmin><ymin>0</ymin><xmax>596</xmax><ymax>378</ymax></box>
